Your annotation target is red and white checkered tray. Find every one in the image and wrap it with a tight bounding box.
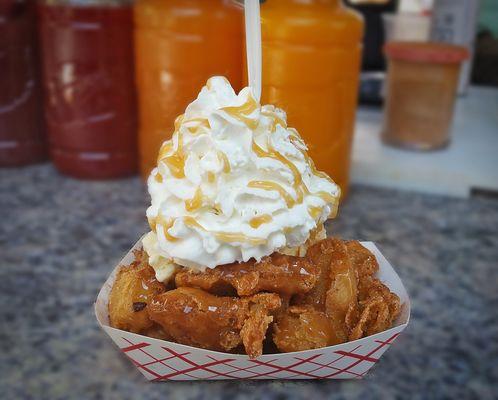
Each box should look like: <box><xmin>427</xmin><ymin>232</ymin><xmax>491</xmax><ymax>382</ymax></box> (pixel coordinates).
<box><xmin>95</xmin><ymin>239</ymin><xmax>410</xmax><ymax>381</ymax></box>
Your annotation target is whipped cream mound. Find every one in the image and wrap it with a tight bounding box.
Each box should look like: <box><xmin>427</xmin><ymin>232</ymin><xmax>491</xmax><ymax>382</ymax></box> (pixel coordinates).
<box><xmin>144</xmin><ymin>76</ymin><xmax>340</xmax><ymax>279</ymax></box>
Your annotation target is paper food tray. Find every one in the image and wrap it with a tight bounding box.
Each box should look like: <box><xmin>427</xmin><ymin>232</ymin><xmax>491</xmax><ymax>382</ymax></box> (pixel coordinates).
<box><xmin>95</xmin><ymin>238</ymin><xmax>410</xmax><ymax>381</ymax></box>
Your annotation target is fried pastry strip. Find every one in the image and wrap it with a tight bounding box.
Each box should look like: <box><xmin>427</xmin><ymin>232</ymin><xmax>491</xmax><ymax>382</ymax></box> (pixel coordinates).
<box><xmin>323</xmin><ymin>240</ymin><xmax>359</xmax><ymax>341</ymax></box>
<box><xmin>175</xmin><ymin>253</ymin><xmax>317</xmax><ymax>297</ymax></box>
<box><xmin>148</xmin><ymin>287</ymin><xmax>281</xmax><ymax>358</ymax></box>
<box><xmin>300</xmin><ymin>238</ymin><xmax>358</xmax><ymax>340</ymax></box>
<box><xmin>274</xmin><ymin>239</ymin><xmax>403</xmax><ymax>352</ymax></box>
<box><xmin>349</xmin><ymin>276</ymin><xmax>401</xmax><ymax>340</ymax></box>
<box><xmin>273</xmin><ymin>305</ymin><xmax>342</xmax><ymax>352</ymax></box>
<box><xmin>109</xmin><ymin>250</ymin><xmax>166</xmax><ymax>333</ymax></box>
<box><xmin>345</xmin><ymin>240</ymin><xmax>379</xmax><ymax>279</ymax></box>
<box><xmin>345</xmin><ymin>241</ymin><xmax>401</xmax><ymax>340</ymax></box>
<box><xmin>274</xmin><ymin>238</ymin><xmax>359</xmax><ymax>351</ymax></box>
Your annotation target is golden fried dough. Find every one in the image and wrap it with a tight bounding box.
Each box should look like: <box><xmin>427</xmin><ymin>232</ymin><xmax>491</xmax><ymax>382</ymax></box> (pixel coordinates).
<box><xmin>324</xmin><ymin>239</ymin><xmax>359</xmax><ymax>343</ymax></box>
<box><xmin>109</xmin><ymin>239</ymin><xmax>402</xmax><ymax>357</ymax></box>
<box><xmin>108</xmin><ymin>250</ymin><xmax>166</xmax><ymax>333</ymax></box>
<box><xmin>142</xmin><ymin>323</ymin><xmax>172</xmax><ymax>341</ymax></box>
<box><xmin>273</xmin><ymin>305</ymin><xmax>342</xmax><ymax>352</ymax></box>
<box><xmin>175</xmin><ymin>253</ymin><xmax>317</xmax><ymax>297</ymax></box>
<box><xmin>342</xmin><ymin>241</ymin><xmax>401</xmax><ymax>340</ymax></box>
<box><xmin>345</xmin><ymin>240</ymin><xmax>379</xmax><ymax>279</ymax></box>
<box><xmin>349</xmin><ymin>276</ymin><xmax>401</xmax><ymax>340</ymax></box>
<box><xmin>294</xmin><ymin>238</ymin><xmax>345</xmax><ymax>308</ymax></box>
<box><xmin>240</xmin><ymin>292</ymin><xmax>282</xmax><ymax>358</ymax></box>
<box><xmin>273</xmin><ymin>239</ymin><xmax>360</xmax><ymax>351</ymax></box>
<box><xmin>148</xmin><ymin>287</ymin><xmax>281</xmax><ymax>358</ymax></box>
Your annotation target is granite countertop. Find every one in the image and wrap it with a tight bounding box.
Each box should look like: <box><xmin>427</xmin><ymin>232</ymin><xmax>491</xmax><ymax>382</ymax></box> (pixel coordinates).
<box><xmin>1</xmin><ymin>165</ymin><xmax>497</xmax><ymax>400</ymax></box>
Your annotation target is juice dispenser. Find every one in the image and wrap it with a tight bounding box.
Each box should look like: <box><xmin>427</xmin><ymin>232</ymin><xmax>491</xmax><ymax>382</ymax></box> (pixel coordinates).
<box><xmin>260</xmin><ymin>0</ymin><xmax>363</xmax><ymax>197</ymax></box>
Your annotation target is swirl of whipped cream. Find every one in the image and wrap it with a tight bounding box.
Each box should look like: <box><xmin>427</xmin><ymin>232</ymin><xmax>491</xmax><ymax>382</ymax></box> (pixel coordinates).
<box><xmin>144</xmin><ymin>76</ymin><xmax>340</xmax><ymax>279</ymax></box>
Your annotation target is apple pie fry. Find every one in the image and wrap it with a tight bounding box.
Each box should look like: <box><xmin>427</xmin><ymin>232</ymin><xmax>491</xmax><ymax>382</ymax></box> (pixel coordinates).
<box><xmin>273</xmin><ymin>305</ymin><xmax>342</xmax><ymax>353</ymax></box>
<box><xmin>349</xmin><ymin>275</ymin><xmax>401</xmax><ymax>340</ymax></box>
<box><xmin>108</xmin><ymin>249</ymin><xmax>166</xmax><ymax>333</ymax></box>
<box><xmin>345</xmin><ymin>240</ymin><xmax>379</xmax><ymax>279</ymax></box>
<box><xmin>148</xmin><ymin>287</ymin><xmax>281</xmax><ymax>358</ymax></box>
<box><xmin>273</xmin><ymin>238</ymin><xmax>358</xmax><ymax>351</ymax></box>
<box><xmin>345</xmin><ymin>241</ymin><xmax>401</xmax><ymax>339</ymax></box>
<box><xmin>175</xmin><ymin>253</ymin><xmax>317</xmax><ymax>297</ymax></box>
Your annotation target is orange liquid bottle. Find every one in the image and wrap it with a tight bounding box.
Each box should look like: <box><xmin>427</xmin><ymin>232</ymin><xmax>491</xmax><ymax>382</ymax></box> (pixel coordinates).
<box><xmin>260</xmin><ymin>0</ymin><xmax>363</xmax><ymax>197</ymax></box>
<box><xmin>134</xmin><ymin>0</ymin><xmax>243</xmax><ymax>177</ymax></box>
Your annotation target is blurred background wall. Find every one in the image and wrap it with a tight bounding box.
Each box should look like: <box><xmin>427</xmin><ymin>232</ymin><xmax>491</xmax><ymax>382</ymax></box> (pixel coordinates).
<box><xmin>1</xmin><ymin>0</ymin><xmax>497</xmax><ymax>198</ymax></box>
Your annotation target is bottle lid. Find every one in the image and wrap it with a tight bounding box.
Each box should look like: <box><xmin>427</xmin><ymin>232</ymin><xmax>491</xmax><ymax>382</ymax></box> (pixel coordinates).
<box><xmin>384</xmin><ymin>42</ymin><xmax>470</xmax><ymax>64</ymax></box>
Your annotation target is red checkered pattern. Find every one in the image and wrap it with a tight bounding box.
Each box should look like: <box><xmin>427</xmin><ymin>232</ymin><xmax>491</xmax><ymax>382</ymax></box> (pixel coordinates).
<box><xmin>109</xmin><ymin>326</ymin><xmax>403</xmax><ymax>381</ymax></box>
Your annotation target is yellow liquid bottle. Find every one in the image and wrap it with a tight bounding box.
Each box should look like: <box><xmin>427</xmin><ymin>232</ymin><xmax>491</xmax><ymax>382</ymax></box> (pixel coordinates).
<box><xmin>260</xmin><ymin>0</ymin><xmax>363</xmax><ymax>197</ymax></box>
<box><xmin>134</xmin><ymin>0</ymin><xmax>243</xmax><ymax>177</ymax></box>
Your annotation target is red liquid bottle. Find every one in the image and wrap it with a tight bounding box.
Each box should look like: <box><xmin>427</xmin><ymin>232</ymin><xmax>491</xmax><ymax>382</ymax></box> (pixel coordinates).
<box><xmin>0</xmin><ymin>0</ymin><xmax>47</xmax><ymax>166</ymax></box>
<box><xmin>37</xmin><ymin>0</ymin><xmax>137</xmax><ymax>179</ymax></box>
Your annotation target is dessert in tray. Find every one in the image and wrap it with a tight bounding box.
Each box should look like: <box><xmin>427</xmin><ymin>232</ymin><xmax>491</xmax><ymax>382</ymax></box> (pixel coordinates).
<box><xmin>108</xmin><ymin>77</ymin><xmax>401</xmax><ymax>359</ymax></box>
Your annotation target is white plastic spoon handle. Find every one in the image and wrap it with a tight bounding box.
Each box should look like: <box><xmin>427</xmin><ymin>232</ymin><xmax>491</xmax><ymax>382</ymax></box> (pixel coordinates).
<box><xmin>244</xmin><ymin>0</ymin><xmax>262</xmax><ymax>102</ymax></box>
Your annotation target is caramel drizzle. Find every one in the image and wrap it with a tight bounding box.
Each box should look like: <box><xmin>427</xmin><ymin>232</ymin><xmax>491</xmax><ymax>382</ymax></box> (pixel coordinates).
<box><xmin>249</xmin><ymin>214</ymin><xmax>273</xmax><ymax>228</ymax></box>
<box><xmin>161</xmin><ymin>147</ymin><xmax>185</xmax><ymax>179</ymax></box>
<box><xmin>296</xmin><ymin>184</ymin><xmax>306</xmax><ymax>204</ymax></box>
<box><xmin>215</xmin><ymin>231</ymin><xmax>266</xmax><ymax>245</ymax></box>
<box><xmin>252</xmin><ymin>140</ymin><xmax>302</xmax><ymax>186</ymax></box>
<box><xmin>185</xmin><ymin>117</ymin><xmax>210</xmax><ymax>135</ymax></box>
<box><xmin>152</xmin><ymin>214</ymin><xmax>267</xmax><ymax>245</ymax></box>
<box><xmin>251</xmin><ymin>137</ymin><xmax>311</xmax><ymax>209</ymax></box>
<box><xmin>185</xmin><ymin>187</ymin><xmax>203</xmax><ymax>212</ymax></box>
<box><xmin>147</xmin><ymin>216</ymin><xmax>156</xmax><ymax>231</ymax></box>
<box><xmin>153</xmin><ymin>215</ymin><xmax>178</xmax><ymax>242</ymax></box>
<box><xmin>248</xmin><ymin>180</ymin><xmax>296</xmax><ymax>208</ymax></box>
<box><xmin>218</xmin><ymin>152</ymin><xmax>231</xmax><ymax>173</ymax></box>
<box><xmin>174</xmin><ymin>114</ymin><xmax>185</xmax><ymax>130</ymax></box>
<box><xmin>290</xmin><ymin>132</ymin><xmax>335</xmax><ymax>187</ymax></box>
<box><xmin>182</xmin><ymin>216</ymin><xmax>210</xmax><ymax>230</ymax></box>
<box><xmin>308</xmin><ymin>206</ymin><xmax>322</xmax><ymax>220</ymax></box>
<box><xmin>288</xmin><ymin>132</ymin><xmax>341</xmax><ymax>208</ymax></box>
<box><xmin>288</xmin><ymin>131</ymin><xmax>306</xmax><ymax>148</ymax></box>
<box><xmin>207</xmin><ymin>171</ymin><xmax>215</xmax><ymax>183</ymax></box>
<box><xmin>156</xmin><ymin>114</ymin><xmax>188</xmax><ymax>179</ymax></box>
<box><xmin>183</xmin><ymin>216</ymin><xmax>266</xmax><ymax>245</ymax></box>
<box><xmin>221</xmin><ymin>95</ymin><xmax>259</xmax><ymax>130</ymax></box>
<box><xmin>314</xmin><ymin>191</ymin><xmax>337</xmax><ymax>204</ymax></box>
<box><xmin>261</xmin><ymin>110</ymin><xmax>287</xmax><ymax>133</ymax></box>
<box><xmin>250</xmin><ymin>134</ymin><xmax>339</xmax><ymax>220</ymax></box>
<box><xmin>157</xmin><ymin>130</ymin><xmax>185</xmax><ymax>179</ymax></box>
<box><xmin>156</xmin><ymin>114</ymin><xmax>210</xmax><ymax>178</ymax></box>
<box><xmin>157</xmin><ymin>142</ymin><xmax>173</xmax><ymax>161</ymax></box>
<box><xmin>154</xmin><ymin>173</ymin><xmax>163</xmax><ymax>183</ymax></box>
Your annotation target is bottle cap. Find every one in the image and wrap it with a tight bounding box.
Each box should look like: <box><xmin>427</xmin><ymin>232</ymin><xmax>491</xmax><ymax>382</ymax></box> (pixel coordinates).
<box><xmin>384</xmin><ymin>41</ymin><xmax>469</xmax><ymax>64</ymax></box>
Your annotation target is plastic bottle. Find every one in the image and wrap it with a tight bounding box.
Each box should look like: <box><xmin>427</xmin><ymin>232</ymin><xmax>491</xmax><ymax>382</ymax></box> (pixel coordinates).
<box><xmin>0</xmin><ymin>0</ymin><xmax>46</xmax><ymax>166</ymax></box>
<box><xmin>134</xmin><ymin>0</ymin><xmax>243</xmax><ymax>177</ymax></box>
<box><xmin>38</xmin><ymin>0</ymin><xmax>137</xmax><ymax>179</ymax></box>
<box><xmin>260</xmin><ymin>0</ymin><xmax>363</xmax><ymax>197</ymax></box>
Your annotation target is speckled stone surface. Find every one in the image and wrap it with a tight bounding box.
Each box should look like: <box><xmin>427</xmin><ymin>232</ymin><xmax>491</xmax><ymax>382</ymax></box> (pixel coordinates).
<box><xmin>1</xmin><ymin>164</ymin><xmax>497</xmax><ymax>400</ymax></box>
